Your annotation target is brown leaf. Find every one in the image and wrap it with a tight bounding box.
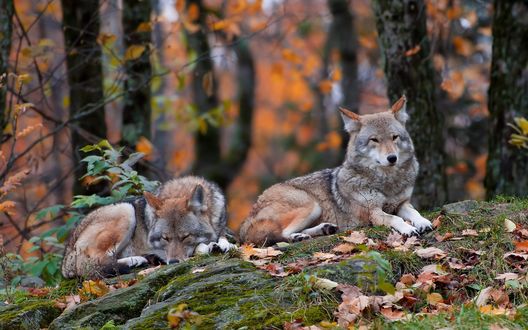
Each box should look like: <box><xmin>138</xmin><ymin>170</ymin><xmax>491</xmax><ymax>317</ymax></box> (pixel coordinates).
<box><xmin>426</xmin><ymin>292</ymin><xmax>444</xmax><ymax>306</ymax></box>
<box><xmin>475</xmin><ymin>287</ymin><xmax>493</xmax><ymax>307</ymax></box>
<box><xmin>415</xmin><ymin>247</ymin><xmax>447</xmax><ymax>260</ymax></box>
<box><xmin>435</xmin><ymin>232</ymin><xmax>454</xmax><ymax>242</ymax></box>
<box><xmin>343</xmin><ymin>231</ymin><xmax>367</xmax><ymax>244</ymax></box>
<box><xmin>313</xmin><ymin>252</ymin><xmax>337</xmax><ymax>260</ymax></box>
<box><xmin>495</xmin><ymin>273</ymin><xmax>519</xmax><ymax>281</ymax></box>
<box><xmin>462</xmin><ymin>229</ymin><xmax>478</xmax><ymax>237</ymax></box>
<box><xmin>432</xmin><ymin>215</ymin><xmax>443</xmax><ymax>228</ymax></box>
<box><xmin>380</xmin><ymin>307</ymin><xmax>406</xmax><ymax>321</ymax></box>
<box><xmin>399</xmin><ymin>274</ymin><xmax>416</xmax><ymax>286</ymax></box>
<box><xmin>332</xmin><ymin>243</ymin><xmax>355</xmax><ymax>254</ymax></box>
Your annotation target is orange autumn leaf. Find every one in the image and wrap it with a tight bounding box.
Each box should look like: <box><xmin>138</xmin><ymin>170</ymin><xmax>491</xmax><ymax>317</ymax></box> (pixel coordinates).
<box><xmin>281</xmin><ymin>49</ymin><xmax>302</xmax><ymax>64</ymax></box>
<box><xmin>404</xmin><ymin>45</ymin><xmax>421</xmax><ymax>57</ymax></box>
<box><xmin>187</xmin><ymin>3</ymin><xmax>200</xmax><ymax>21</ymax></box>
<box><xmin>452</xmin><ymin>36</ymin><xmax>473</xmax><ymax>57</ymax></box>
<box><xmin>515</xmin><ymin>241</ymin><xmax>528</xmax><ymax>252</ymax></box>
<box><xmin>318</xmin><ymin>79</ymin><xmax>333</xmax><ymax>94</ymax></box>
<box><xmin>136</xmin><ymin>136</ymin><xmax>154</xmax><ymax>159</ymax></box>
<box><xmin>441</xmin><ymin>71</ymin><xmax>465</xmax><ymax>100</ymax></box>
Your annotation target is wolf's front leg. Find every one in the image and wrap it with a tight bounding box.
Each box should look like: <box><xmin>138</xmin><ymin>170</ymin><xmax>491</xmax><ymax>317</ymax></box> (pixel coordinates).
<box><xmin>397</xmin><ymin>202</ymin><xmax>433</xmax><ymax>233</ymax></box>
<box><xmin>370</xmin><ymin>208</ymin><xmax>418</xmax><ymax>236</ymax></box>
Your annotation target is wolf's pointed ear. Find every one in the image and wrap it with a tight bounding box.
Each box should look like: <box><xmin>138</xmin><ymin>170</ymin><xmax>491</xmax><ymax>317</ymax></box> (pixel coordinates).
<box><xmin>188</xmin><ymin>185</ymin><xmax>205</xmax><ymax>213</ymax></box>
<box><xmin>339</xmin><ymin>107</ymin><xmax>361</xmax><ymax>132</ymax></box>
<box><xmin>390</xmin><ymin>95</ymin><xmax>409</xmax><ymax>124</ymax></box>
<box><xmin>144</xmin><ymin>191</ymin><xmax>162</xmax><ymax>210</ymax></box>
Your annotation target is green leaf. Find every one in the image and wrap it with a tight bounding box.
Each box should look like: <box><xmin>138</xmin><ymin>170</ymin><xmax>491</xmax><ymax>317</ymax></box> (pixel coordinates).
<box><xmin>35</xmin><ymin>205</ymin><xmax>64</xmax><ymax>221</ymax></box>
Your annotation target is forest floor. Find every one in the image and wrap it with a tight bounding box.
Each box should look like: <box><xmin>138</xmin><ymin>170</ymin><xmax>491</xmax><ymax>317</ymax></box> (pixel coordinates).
<box><xmin>2</xmin><ymin>197</ymin><xmax>528</xmax><ymax>329</ymax></box>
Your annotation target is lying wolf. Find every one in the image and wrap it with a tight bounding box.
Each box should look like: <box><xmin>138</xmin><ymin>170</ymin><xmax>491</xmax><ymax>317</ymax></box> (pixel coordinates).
<box><xmin>239</xmin><ymin>96</ymin><xmax>433</xmax><ymax>246</ymax></box>
<box><xmin>62</xmin><ymin>176</ymin><xmax>234</xmax><ymax>278</ymax></box>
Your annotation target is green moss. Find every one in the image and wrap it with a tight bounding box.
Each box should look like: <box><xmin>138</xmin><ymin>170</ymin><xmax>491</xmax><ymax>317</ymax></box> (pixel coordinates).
<box><xmin>278</xmin><ymin>235</ymin><xmax>341</xmax><ymax>263</ymax></box>
<box><xmin>0</xmin><ymin>300</ymin><xmax>62</xmax><ymax>330</ymax></box>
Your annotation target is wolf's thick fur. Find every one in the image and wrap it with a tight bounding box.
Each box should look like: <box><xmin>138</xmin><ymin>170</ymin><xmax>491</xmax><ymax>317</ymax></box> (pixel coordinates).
<box><xmin>239</xmin><ymin>96</ymin><xmax>433</xmax><ymax>246</ymax></box>
<box><xmin>62</xmin><ymin>176</ymin><xmax>233</xmax><ymax>278</ymax></box>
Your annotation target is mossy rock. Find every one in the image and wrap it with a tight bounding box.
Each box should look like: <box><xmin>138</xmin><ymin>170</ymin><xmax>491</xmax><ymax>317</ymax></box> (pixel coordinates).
<box><xmin>123</xmin><ymin>258</ymin><xmax>337</xmax><ymax>329</ymax></box>
<box><xmin>0</xmin><ymin>300</ymin><xmax>62</xmax><ymax>330</ymax></box>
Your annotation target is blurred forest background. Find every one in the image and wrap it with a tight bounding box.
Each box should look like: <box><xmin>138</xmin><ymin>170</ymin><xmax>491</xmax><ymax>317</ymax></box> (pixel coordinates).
<box><xmin>0</xmin><ymin>0</ymin><xmax>527</xmax><ymax>275</ymax></box>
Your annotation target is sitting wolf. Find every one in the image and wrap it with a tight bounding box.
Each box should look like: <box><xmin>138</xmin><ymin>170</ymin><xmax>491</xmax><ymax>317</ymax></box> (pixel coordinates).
<box><xmin>62</xmin><ymin>176</ymin><xmax>234</xmax><ymax>278</ymax></box>
<box><xmin>239</xmin><ymin>96</ymin><xmax>433</xmax><ymax>246</ymax></box>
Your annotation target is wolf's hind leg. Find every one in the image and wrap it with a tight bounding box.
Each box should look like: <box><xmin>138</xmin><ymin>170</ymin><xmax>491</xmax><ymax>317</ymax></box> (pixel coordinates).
<box><xmin>370</xmin><ymin>208</ymin><xmax>418</xmax><ymax>236</ymax></box>
<box><xmin>397</xmin><ymin>203</ymin><xmax>432</xmax><ymax>233</ymax></box>
<box><xmin>282</xmin><ymin>203</ymin><xmax>322</xmax><ymax>241</ymax></box>
<box><xmin>301</xmin><ymin>223</ymin><xmax>338</xmax><ymax>237</ymax></box>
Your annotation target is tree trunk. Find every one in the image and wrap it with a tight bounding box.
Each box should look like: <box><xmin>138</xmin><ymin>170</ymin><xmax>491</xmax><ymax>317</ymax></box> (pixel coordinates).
<box><xmin>372</xmin><ymin>0</ymin><xmax>446</xmax><ymax>208</ymax></box>
<box><xmin>0</xmin><ymin>0</ymin><xmax>14</xmax><ymax>142</ymax></box>
<box><xmin>184</xmin><ymin>0</ymin><xmax>222</xmax><ymax>183</ymax></box>
<box><xmin>325</xmin><ymin>0</ymin><xmax>358</xmax><ymax>153</ymax></box>
<box><xmin>61</xmin><ymin>0</ymin><xmax>106</xmax><ymax>194</ymax></box>
<box><xmin>183</xmin><ymin>0</ymin><xmax>255</xmax><ymax>189</ymax></box>
<box><xmin>224</xmin><ymin>38</ymin><xmax>255</xmax><ymax>185</ymax></box>
<box><xmin>485</xmin><ymin>1</ymin><xmax>528</xmax><ymax>198</ymax></box>
<box><xmin>121</xmin><ymin>0</ymin><xmax>152</xmax><ymax>149</ymax></box>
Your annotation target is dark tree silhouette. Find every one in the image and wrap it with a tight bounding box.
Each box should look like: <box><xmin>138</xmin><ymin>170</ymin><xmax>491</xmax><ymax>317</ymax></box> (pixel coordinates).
<box><xmin>122</xmin><ymin>0</ymin><xmax>152</xmax><ymax>149</ymax></box>
<box><xmin>61</xmin><ymin>0</ymin><xmax>106</xmax><ymax>194</ymax></box>
<box><xmin>184</xmin><ymin>0</ymin><xmax>255</xmax><ymax>189</ymax></box>
<box><xmin>485</xmin><ymin>0</ymin><xmax>528</xmax><ymax>198</ymax></box>
<box><xmin>0</xmin><ymin>0</ymin><xmax>14</xmax><ymax>142</ymax></box>
<box><xmin>372</xmin><ymin>0</ymin><xmax>447</xmax><ymax>208</ymax></box>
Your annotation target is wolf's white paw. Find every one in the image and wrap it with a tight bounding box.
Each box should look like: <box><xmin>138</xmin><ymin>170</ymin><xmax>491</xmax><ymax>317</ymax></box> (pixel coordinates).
<box><xmin>392</xmin><ymin>222</ymin><xmax>419</xmax><ymax>236</ymax></box>
<box><xmin>117</xmin><ymin>256</ymin><xmax>148</xmax><ymax>268</ymax></box>
<box><xmin>208</xmin><ymin>238</ymin><xmax>237</xmax><ymax>254</ymax></box>
<box><xmin>194</xmin><ymin>243</ymin><xmax>210</xmax><ymax>255</ymax></box>
<box><xmin>290</xmin><ymin>233</ymin><xmax>312</xmax><ymax>242</ymax></box>
<box><xmin>320</xmin><ymin>223</ymin><xmax>338</xmax><ymax>235</ymax></box>
<box><xmin>411</xmin><ymin>216</ymin><xmax>433</xmax><ymax>232</ymax></box>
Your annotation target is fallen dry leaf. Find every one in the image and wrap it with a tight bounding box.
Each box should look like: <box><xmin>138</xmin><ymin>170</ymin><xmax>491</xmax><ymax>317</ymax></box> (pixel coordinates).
<box><xmin>515</xmin><ymin>240</ymin><xmax>528</xmax><ymax>252</ymax></box>
<box><xmin>191</xmin><ymin>267</ymin><xmax>206</xmax><ymax>274</ymax></box>
<box><xmin>421</xmin><ymin>264</ymin><xmax>448</xmax><ymax>275</ymax></box>
<box><xmin>495</xmin><ymin>273</ymin><xmax>519</xmax><ymax>281</ymax></box>
<box><xmin>475</xmin><ymin>287</ymin><xmax>493</xmax><ymax>307</ymax></box>
<box><xmin>313</xmin><ymin>252</ymin><xmax>337</xmax><ymax>260</ymax></box>
<box><xmin>446</xmin><ymin>257</ymin><xmax>474</xmax><ymax>270</ymax></box>
<box><xmin>79</xmin><ymin>280</ymin><xmax>109</xmax><ymax>299</ymax></box>
<box><xmin>462</xmin><ymin>229</ymin><xmax>478</xmax><ymax>236</ymax></box>
<box><xmin>504</xmin><ymin>218</ymin><xmax>517</xmax><ymax>233</ymax></box>
<box><xmin>415</xmin><ymin>247</ymin><xmax>447</xmax><ymax>260</ymax></box>
<box><xmin>399</xmin><ymin>274</ymin><xmax>416</xmax><ymax>286</ymax></box>
<box><xmin>385</xmin><ymin>232</ymin><xmax>404</xmax><ymax>247</ymax></box>
<box><xmin>343</xmin><ymin>231</ymin><xmax>367</xmax><ymax>244</ymax></box>
<box><xmin>313</xmin><ymin>277</ymin><xmax>339</xmax><ymax>290</ymax></box>
<box><xmin>332</xmin><ymin>243</ymin><xmax>355</xmax><ymax>254</ymax></box>
<box><xmin>240</xmin><ymin>244</ymin><xmax>283</xmax><ymax>261</ymax></box>
<box><xmin>380</xmin><ymin>307</ymin><xmax>407</xmax><ymax>321</ymax></box>
<box><xmin>426</xmin><ymin>292</ymin><xmax>444</xmax><ymax>305</ymax></box>
<box><xmin>432</xmin><ymin>215</ymin><xmax>443</xmax><ymax>228</ymax></box>
<box><xmin>435</xmin><ymin>232</ymin><xmax>454</xmax><ymax>242</ymax></box>
<box><xmin>138</xmin><ymin>265</ymin><xmax>162</xmax><ymax>277</ymax></box>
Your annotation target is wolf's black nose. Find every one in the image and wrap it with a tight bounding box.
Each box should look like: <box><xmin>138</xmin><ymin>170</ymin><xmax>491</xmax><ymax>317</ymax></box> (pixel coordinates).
<box><xmin>387</xmin><ymin>155</ymin><xmax>397</xmax><ymax>164</ymax></box>
<box><xmin>167</xmin><ymin>259</ymin><xmax>180</xmax><ymax>265</ymax></box>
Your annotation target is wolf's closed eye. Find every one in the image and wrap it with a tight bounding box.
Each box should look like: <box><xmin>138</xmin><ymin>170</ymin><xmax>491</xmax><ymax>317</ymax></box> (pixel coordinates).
<box><xmin>393</xmin><ymin>135</ymin><xmax>399</xmax><ymax>140</ymax></box>
<box><xmin>370</xmin><ymin>138</ymin><xmax>379</xmax><ymax>143</ymax></box>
